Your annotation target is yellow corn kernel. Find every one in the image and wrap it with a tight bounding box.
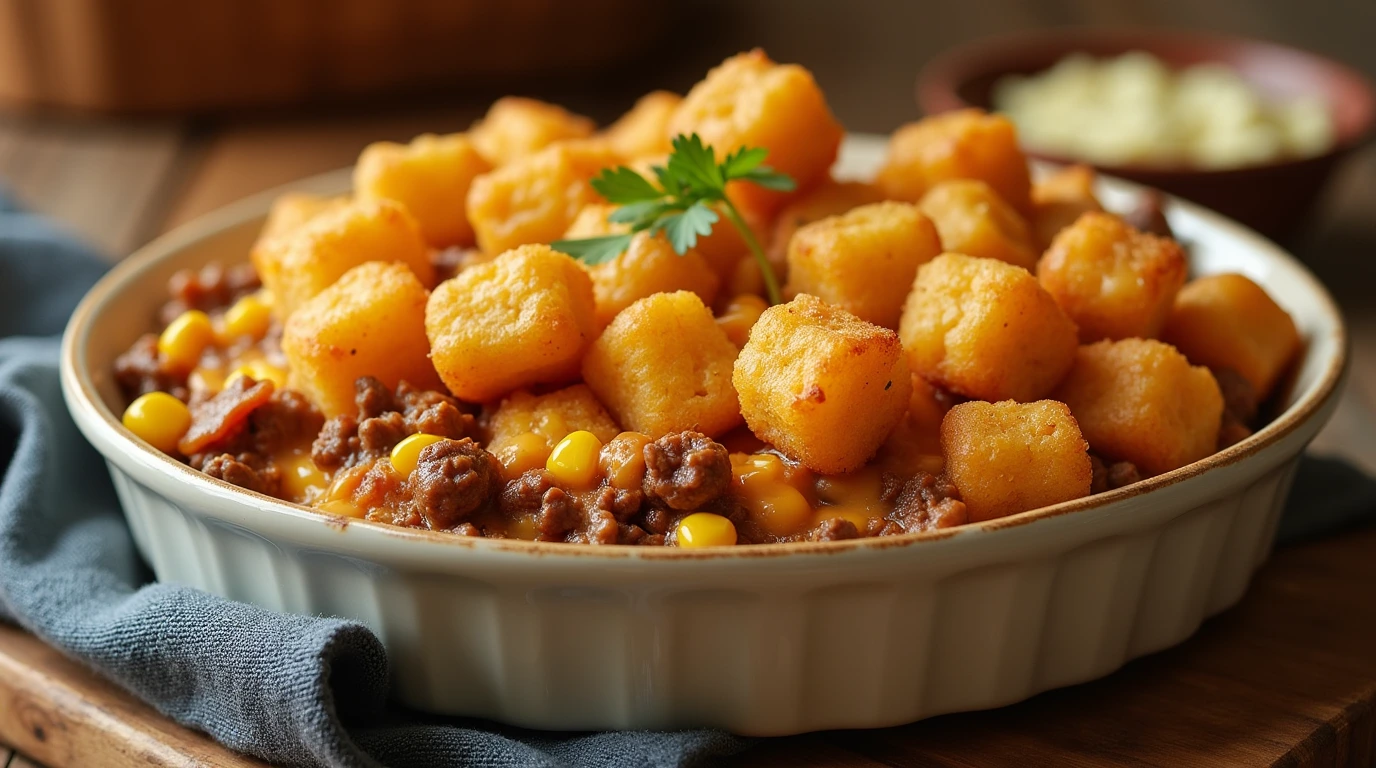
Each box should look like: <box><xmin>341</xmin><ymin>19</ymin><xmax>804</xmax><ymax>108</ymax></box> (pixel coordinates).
<box><xmin>277</xmin><ymin>450</ymin><xmax>329</xmax><ymax>502</ymax></box>
<box><xmin>325</xmin><ymin>464</ymin><xmax>369</xmax><ymax>501</ymax></box>
<box><xmin>716</xmin><ymin>294</ymin><xmax>769</xmax><ymax>347</ymax></box>
<box><xmin>496</xmin><ymin>431</ymin><xmax>552</xmax><ymax>479</ymax></box>
<box><xmin>390</xmin><ymin>433</ymin><xmax>446</xmax><ymax>477</ymax></box>
<box><xmin>316</xmin><ymin>499</ymin><xmax>365</xmax><ymax>518</ymax></box>
<box><xmin>741</xmin><ymin>483</ymin><xmax>813</xmax><ymax>537</ymax></box>
<box><xmin>599</xmin><ymin>431</ymin><xmax>651</xmax><ymax>490</ymax></box>
<box><xmin>158</xmin><ymin>310</ymin><xmax>215</xmax><ymax>372</ymax></box>
<box><xmin>509</xmin><ymin>515</ymin><xmax>540</xmax><ymax>541</ymax></box>
<box><xmin>226</xmin><ymin>359</ymin><xmax>288</xmax><ymax>389</ymax></box>
<box><xmin>222</xmin><ymin>293</ymin><xmax>273</xmax><ymax>340</ymax></box>
<box><xmin>122</xmin><ymin>391</ymin><xmax>192</xmax><ymax>454</ymax></box>
<box><xmin>546</xmin><ymin>430</ymin><xmax>604</xmax><ymax>488</ymax></box>
<box><xmin>676</xmin><ymin>512</ymin><xmax>738</xmax><ymax>548</ymax></box>
<box><xmin>732</xmin><ymin>452</ymin><xmax>787</xmax><ymax>487</ymax></box>
<box><xmin>814</xmin><ymin>467</ymin><xmax>883</xmax><ymax>509</ymax></box>
<box><xmin>187</xmin><ymin>366</ymin><xmax>226</xmax><ymax>395</ymax></box>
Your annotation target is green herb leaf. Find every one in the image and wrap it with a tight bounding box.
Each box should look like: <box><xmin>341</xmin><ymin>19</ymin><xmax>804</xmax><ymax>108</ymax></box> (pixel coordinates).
<box><xmin>654</xmin><ymin>201</ymin><xmax>719</xmax><ymax>254</ymax></box>
<box><xmin>589</xmin><ymin>166</ymin><xmax>662</xmax><ymax>204</ymax></box>
<box><xmin>652</xmin><ymin>164</ymin><xmax>682</xmax><ymax>198</ymax></box>
<box><xmin>550</xmin><ymin>234</ymin><xmax>634</xmax><ymax>265</ymax></box>
<box><xmin>552</xmin><ymin>133</ymin><xmax>795</xmax><ymax>304</ymax></box>
<box><xmin>666</xmin><ymin>133</ymin><xmax>723</xmax><ymax>193</ymax></box>
<box><xmin>608</xmin><ymin>200</ymin><xmax>675</xmax><ymax>230</ymax></box>
<box><xmin>721</xmin><ymin>146</ymin><xmax>769</xmax><ymax>179</ymax></box>
<box><xmin>739</xmin><ymin>166</ymin><xmax>797</xmax><ymax>191</ymax></box>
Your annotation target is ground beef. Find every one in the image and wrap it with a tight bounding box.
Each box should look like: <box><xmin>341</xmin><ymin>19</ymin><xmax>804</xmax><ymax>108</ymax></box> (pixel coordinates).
<box><xmin>358</xmin><ymin>411</ymin><xmax>409</xmax><ymax>456</ymax></box>
<box><xmin>351</xmin><ymin>458</ymin><xmax>423</xmax><ymax>528</ymax></box>
<box><xmin>411</xmin><ymin>438</ymin><xmax>502</xmax><ymax>530</ymax></box>
<box><xmin>579</xmin><ymin>507</ymin><xmax>621</xmax><ymax>545</ymax></box>
<box><xmin>397</xmin><ymin>382</ymin><xmax>478</xmax><ymax>437</ymax></box>
<box><xmin>201</xmin><ymin>452</ymin><xmax>279</xmax><ymax>496</ymax></box>
<box><xmin>1213</xmin><ymin>367</ymin><xmax>1258</xmax><ymax>450</ymax></box>
<box><xmin>809</xmin><ymin>518</ymin><xmax>860</xmax><ymax>541</ymax></box>
<box><xmin>159</xmin><ymin>262</ymin><xmax>260</xmax><ymax>326</ymax></box>
<box><xmin>1090</xmin><ymin>455</ymin><xmax>1142</xmax><ymax>494</ymax></box>
<box><xmin>354</xmin><ymin>376</ymin><xmax>395</xmax><ymax>419</ymax></box>
<box><xmin>1217</xmin><ymin>419</ymin><xmax>1253</xmax><ymax>451</ymax></box>
<box><xmin>501</xmin><ymin>470</ymin><xmax>578</xmax><ymax>542</ymax></box>
<box><xmin>590</xmin><ymin>486</ymin><xmax>644</xmax><ymax>522</ymax></box>
<box><xmin>407</xmin><ymin>400</ymin><xmax>472</xmax><ymax>439</ymax></box>
<box><xmin>179</xmin><ymin>377</ymin><xmax>275</xmax><ymax>455</ymax></box>
<box><xmin>311</xmin><ymin>416</ymin><xmax>359</xmax><ymax>471</ymax></box>
<box><xmin>640</xmin><ymin>506</ymin><xmax>673</xmax><ymax>536</ymax></box>
<box><xmin>888</xmin><ymin>472</ymin><xmax>967</xmax><ymax>533</ymax></box>
<box><xmin>642</xmin><ymin>431</ymin><xmax>731</xmax><ymax>510</ymax></box>
<box><xmin>1122</xmin><ymin>190</ymin><xmax>1174</xmax><ymax>239</ymax></box>
<box><xmin>311</xmin><ymin>377</ymin><xmax>478</xmax><ymax>471</ymax></box>
<box><xmin>114</xmin><ymin>334</ymin><xmax>188</xmax><ymax>402</ymax></box>
<box><xmin>248</xmin><ymin>389</ymin><xmax>324</xmax><ymax>454</ymax></box>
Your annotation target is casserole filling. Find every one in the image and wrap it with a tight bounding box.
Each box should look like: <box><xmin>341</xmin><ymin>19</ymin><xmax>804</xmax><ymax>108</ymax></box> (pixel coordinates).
<box><xmin>111</xmin><ymin>50</ymin><xmax>1298</xmax><ymax>546</ymax></box>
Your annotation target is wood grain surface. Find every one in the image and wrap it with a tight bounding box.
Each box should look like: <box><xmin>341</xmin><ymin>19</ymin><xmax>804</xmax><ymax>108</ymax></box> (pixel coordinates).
<box><xmin>0</xmin><ymin>625</ymin><xmax>267</xmax><ymax>768</ymax></box>
<box><xmin>1</xmin><ymin>3</ymin><xmax>1374</xmax><ymax>765</ymax></box>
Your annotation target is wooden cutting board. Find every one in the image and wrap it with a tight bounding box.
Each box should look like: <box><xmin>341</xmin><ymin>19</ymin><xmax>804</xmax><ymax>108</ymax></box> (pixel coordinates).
<box><xmin>2</xmin><ymin>526</ymin><xmax>1373</xmax><ymax>767</ymax></box>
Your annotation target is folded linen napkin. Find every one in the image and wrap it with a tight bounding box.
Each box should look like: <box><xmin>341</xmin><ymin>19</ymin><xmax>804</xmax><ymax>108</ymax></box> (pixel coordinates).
<box><xmin>0</xmin><ymin>198</ymin><xmax>1372</xmax><ymax>767</ymax></box>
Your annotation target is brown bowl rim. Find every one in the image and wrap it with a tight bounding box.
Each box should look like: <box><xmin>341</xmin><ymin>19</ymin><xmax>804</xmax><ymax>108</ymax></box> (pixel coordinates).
<box><xmin>916</xmin><ymin>26</ymin><xmax>1376</xmax><ymax>176</ymax></box>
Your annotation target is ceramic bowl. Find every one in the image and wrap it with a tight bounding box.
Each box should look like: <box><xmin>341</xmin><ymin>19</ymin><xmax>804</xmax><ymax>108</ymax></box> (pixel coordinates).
<box><xmin>60</xmin><ymin>135</ymin><xmax>1346</xmax><ymax>734</ymax></box>
<box><xmin>917</xmin><ymin>28</ymin><xmax>1376</xmax><ymax>240</ymax></box>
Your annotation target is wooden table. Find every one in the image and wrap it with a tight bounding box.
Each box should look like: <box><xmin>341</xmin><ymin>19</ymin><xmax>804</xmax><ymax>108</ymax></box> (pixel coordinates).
<box><xmin>2</xmin><ymin>6</ymin><xmax>1375</xmax><ymax>765</ymax></box>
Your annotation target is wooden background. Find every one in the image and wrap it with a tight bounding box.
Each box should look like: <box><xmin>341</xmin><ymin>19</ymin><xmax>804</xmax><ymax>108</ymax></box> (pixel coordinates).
<box><xmin>0</xmin><ymin>1</ymin><xmax>1374</xmax><ymax>765</ymax></box>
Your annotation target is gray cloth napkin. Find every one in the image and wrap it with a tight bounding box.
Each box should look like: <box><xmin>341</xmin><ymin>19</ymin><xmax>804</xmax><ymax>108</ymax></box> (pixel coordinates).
<box><xmin>1</xmin><ymin>198</ymin><xmax>1373</xmax><ymax>768</ymax></box>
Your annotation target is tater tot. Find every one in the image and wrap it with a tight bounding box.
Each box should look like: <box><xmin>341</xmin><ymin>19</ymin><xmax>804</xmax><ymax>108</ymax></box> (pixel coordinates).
<box><xmin>784</xmin><ymin>201</ymin><xmax>942</xmax><ymax>329</ymax></box>
<box><xmin>877</xmin><ymin>109</ymin><xmax>1033</xmax><ymax>212</ymax></box>
<box><xmin>469</xmin><ymin>97</ymin><xmax>595</xmax><ymax>166</ymax></box>
<box><xmin>919</xmin><ymin>179</ymin><xmax>1039</xmax><ymax>270</ymax></box>
<box><xmin>734</xmin><ymin>294</ymin><xmax>912</xmax><ymax>473</ymax></box>
<box><xmin>1038</xmin><ymin>212</ymin><xmax>1187</xmax><ymax>342</ymax></box>
<box><xmin>900</xmin><ymin>253</ymin><xmax>1079</xmax><ymax>402</ymax></box>
<box><xmin>1054</xmin><ymin>338</ymin><xmax>1224</xmax><ymax>476</ymax></box>
<box><xmin>426</xmin><ymin>244</ymin><xmax>597</xmax><ymax>402</ymax></box>
<box><xmin>1030</xmin><ymin>164</ymin><xmax>1103</xmax><ymax>248</ymax></box>
<box><xmin>669</xmin><ymin>49</ymin><xmax>843</xmax><ymax>216</ymax></box>
<box><xmin>1162</xmin><ymin>273</ymin><xmax>1300</xmax><ymax>400</ymax></box>
<box><xmin>941</xmin><ymin>400</ymin><xmax>1092</xmax><ymax>522</ymax></box>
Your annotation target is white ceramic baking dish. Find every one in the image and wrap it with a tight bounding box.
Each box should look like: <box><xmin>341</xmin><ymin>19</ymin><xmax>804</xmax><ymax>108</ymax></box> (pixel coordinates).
<box><xmin>61</xmin><ymin>135</ymin><xmax>1346</xmax><ymax>734</ymax></box>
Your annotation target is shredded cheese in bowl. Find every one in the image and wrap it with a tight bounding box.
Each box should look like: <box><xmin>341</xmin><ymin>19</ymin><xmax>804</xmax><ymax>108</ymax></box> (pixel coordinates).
<box><xmin>992</xmin><ymin>51</ymin><xmax>1335</xmax><ymax>169</ymax></box>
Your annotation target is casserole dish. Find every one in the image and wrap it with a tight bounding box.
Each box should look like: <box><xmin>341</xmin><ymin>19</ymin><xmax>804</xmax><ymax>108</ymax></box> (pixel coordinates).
<box><xmin>61</xmin><ymin>134</ymin><xmax>1346</xmax><ymax>734</ymax></box>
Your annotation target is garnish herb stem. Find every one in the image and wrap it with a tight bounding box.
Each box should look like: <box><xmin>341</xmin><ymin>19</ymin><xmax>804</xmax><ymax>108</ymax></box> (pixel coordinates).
<box><xmin>720</xmin><ymin>200</ymin><xmax>781</xmax><ymax>306</ymax></box>
<box><xmin>550</xmin><ymin>134</ymin><xmax>795</xmax><ymax>305</ymax></box>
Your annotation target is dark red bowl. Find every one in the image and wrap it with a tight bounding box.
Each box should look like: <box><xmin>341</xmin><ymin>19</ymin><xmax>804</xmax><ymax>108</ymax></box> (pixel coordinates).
<box><xmin>917</xmin><ymin>28</ymin><xmax>1376</xmax><ymax>241</ymax></box>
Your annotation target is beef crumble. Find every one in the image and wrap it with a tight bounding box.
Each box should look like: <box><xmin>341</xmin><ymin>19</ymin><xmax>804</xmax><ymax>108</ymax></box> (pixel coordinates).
<box><xmin>643</xmin><ymin>431</ymin><xmax>732</xmax><ymax>510</ymax></box>
<box><xmin>885</xmin><ymin>472</ymin><xmax>968</xmax><ymax>533</ymax></box>
<box><xmin>312</xmin><ymin>377</ymin><xmax>479</xmax><ymax>471</ymax></box>
<box><xmin>114</xmin><ymin>334</ymin><xmax>189</xmax><ymax>402</ymax></box>
<box><xmin>809</xmin><ymin>517</ymin><xmax>860</xmax><ymax>541</ymax></box>
<box><xmin>1213</xmin><ymin>367</ymin><xmax>1259</xmax><ymax>450</ymax></box>
<box><xmin>180</xmin><ymin>380</ymin><xmax>324</xmax><ymax>496</ymax></box>
<box><xmin>202</xmin><ymin>452</ymin><xmax>280</xmax><ymax>496</ymax></box>
<box><xmin>1122</xmin><ymin>190</ymin><xmax>1174</xmax><ymax>240</ymax></box>
<box><xmin>180</xmin><ymin>377</ymin><xmax>276</xmax><ymax>455</ymax></box>
<box><xmin>502</xmin><ymin>470</ymin><xmax>578</xmax><ymax>542</ymax></box>
<box><xmin>412</xmin><ymin>438</ymin><xmax>503</xmax><ymax>530</ymax></box>
<box><xmin>159</xmin><ymin>262</ymin><xmax>260</xmax><ymax>326</ymax></box>
<box><xmin>1089</xmin><ymin>455</ymin><xmax>1142</xmax><ymax>494</ymax></box>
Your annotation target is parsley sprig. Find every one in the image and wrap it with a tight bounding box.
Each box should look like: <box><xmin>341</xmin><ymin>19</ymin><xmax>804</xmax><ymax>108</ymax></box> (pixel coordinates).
<box><xmin>552</xmin><ymin>134</ymin><xmax>795</xmax><ymax>304</ymax></box>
